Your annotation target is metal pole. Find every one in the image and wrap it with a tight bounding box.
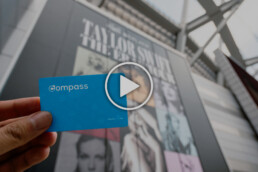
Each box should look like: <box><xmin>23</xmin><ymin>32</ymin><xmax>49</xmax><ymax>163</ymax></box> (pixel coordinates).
<box><xmin>219</xmin><ymin>0</ymin><xmax>225</xmax><ymax>50</ymax></box>
<box><xmin>217</xmin><ymin>0</ymin><xmax>225</xmax><ymax>85</ymax></box>
<box><xmin>176</xmin><ymin>0</ymin><xmax>189</xmax><ymax>52</ymax></box>
<box><xmin>190</xmin><ymin>3</ymin><xmax>241</xmax><ymax>66</ymax></box>
<box><xmin>245</xmin><ymin>56</ymin><xmax>258</xmax><ymax>66</ymax></box>
<box><xmin>186</xmin><ymin>0</ymin><xmax>241</xmax><ymax>33</ymax></box>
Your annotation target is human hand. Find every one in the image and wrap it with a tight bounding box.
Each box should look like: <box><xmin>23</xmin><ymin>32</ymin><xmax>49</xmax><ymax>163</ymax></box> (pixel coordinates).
<box><xmin>0</xmin><ymin>97</ymin><xmax>57</xmax><ymax>172</ymax></box>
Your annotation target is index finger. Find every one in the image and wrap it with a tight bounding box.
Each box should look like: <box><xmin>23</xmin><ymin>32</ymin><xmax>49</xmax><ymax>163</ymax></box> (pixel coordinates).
<box><xmin>0</xmin><ymin>97</ymin><xmax>40</xmax><ymax>121</ymax></box>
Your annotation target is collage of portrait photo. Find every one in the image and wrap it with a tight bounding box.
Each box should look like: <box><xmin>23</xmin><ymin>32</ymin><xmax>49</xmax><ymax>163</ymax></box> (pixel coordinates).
<box><xmin>54</xmin><ymin>33</ymin><xmax>204</xmax><ymax>171</ymax></box>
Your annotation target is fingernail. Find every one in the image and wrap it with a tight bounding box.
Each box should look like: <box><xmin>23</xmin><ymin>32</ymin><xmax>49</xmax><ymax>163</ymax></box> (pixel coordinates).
<box><xmin>30</xmin><ymin>112</ymin><xmax>52</xmax><ymax>130</ymax></box>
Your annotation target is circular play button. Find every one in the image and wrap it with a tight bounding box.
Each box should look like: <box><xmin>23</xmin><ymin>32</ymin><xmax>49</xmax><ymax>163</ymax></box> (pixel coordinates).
<box><xmin>120</xmin><ymin>75</ymin><xmax>140</xmax><ymax>97</ymax></box>
<box><xmin>105</xmin><ymin>62</ymin><xmax>153</xmax><ymax>111</ymax></box>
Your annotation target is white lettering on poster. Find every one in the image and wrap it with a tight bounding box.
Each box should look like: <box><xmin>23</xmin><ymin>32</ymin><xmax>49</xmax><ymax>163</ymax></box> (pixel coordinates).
<box><xmin>80</xmin><ymin>18</ymin><xmax>174</xmax><ymax>83</ymax></box>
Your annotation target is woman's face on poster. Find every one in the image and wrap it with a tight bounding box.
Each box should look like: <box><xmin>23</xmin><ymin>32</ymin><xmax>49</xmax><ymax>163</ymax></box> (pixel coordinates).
<box><xmin>161</xmin><ymin>81</ymin><xmax>177</xmax><ymax>102</ymax></box>
<box><xmin>78</xmin><ymin>139</ymin><xmax>105</xmax><ymax>172</ymax></box>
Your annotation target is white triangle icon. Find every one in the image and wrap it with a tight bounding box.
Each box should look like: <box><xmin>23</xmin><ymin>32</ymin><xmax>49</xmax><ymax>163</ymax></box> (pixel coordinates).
<box><xmin>120</xmin><ymin>75</ymin><xmax>139</xmax><ymax>97</ymax></box>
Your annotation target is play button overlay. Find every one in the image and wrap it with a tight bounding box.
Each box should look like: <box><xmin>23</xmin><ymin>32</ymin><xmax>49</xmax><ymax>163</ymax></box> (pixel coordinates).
<box><xmin>120</xmin><ymin>75</ymin><xmax>139</xmax><ymax>97</ymax></box>
<box><xmin>105</xmin><ymin>62</ymin><xmax>153</xmax><ymax>111</ymax></box>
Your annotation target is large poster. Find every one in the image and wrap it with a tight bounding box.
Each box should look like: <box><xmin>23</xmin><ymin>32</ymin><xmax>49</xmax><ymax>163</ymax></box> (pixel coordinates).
<box><xmin>52</xmin><ymin>1</ymin><xmax>203</xmax><ymax>172</ymax></box>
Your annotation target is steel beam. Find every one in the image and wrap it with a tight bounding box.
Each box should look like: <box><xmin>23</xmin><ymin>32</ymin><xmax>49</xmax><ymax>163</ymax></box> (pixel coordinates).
<box><xmin>217</xmin><ymin>71</ymin><xmax>224</xmax><ymax>85</ymax></box>
<box><xmin>190</xmin><ymin>4</ymin><xmax>240</xmax><ymax>66</ymax></box>
<box><xmin>197</xmin><ymin>0</ymin><xmax>245</xmax><ymax>67</ymax></box>
<box><xmin>245</xmin><ymin>56</ymin><xmax>258</xmax><ymax>66</ymax></box>
<box><xmin>176</xmin><ymin>0</ymin><xmax>189</xmax><ymax>52</ymax></box>
<box><xmin>187</xmin><ymin>0</ymin><xmax>241</xmax><ymax>33</ymax></box>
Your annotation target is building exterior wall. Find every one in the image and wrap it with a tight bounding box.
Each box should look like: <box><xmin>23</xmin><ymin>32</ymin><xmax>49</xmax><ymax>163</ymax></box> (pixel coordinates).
<box><xmin>194</xmin><ymin>73</ymin><xmax>258</xmax><ymax>172</ymax></box>
<box><xmin>0</xmin><ymin>0</ymin><xmax>32</xmax><ymax>50</ymax></box>
<box><xmin>0</xmin><ymin>0</ymin><xmax>47</xmax><ymax>93</ymax></box>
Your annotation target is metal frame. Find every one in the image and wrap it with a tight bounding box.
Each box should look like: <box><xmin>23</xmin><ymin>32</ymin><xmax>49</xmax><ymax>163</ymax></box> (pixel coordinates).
<box><xmin>186</xmin><ymin>0</ymin><xmax>242</xmax><ymax>33</ymax></box>
<box><xmin>176</xmin><ymin>0</ymin><xmax>189</xmax><ymax>52</ymax></box>
<box><xmin>190</xmin><ymin>3</ymin><xmax>241</xmax><ymax>66</ymax></box>
<box><xmin>245</xmin><ymin>56</ymin><xmax>258</xmax><ymax>67</ymax></box>
<box><xmin>123</xmin><ymin>0</ymin><xmax>246</xmax><ymax>76</ymax></box>
<box><xmin>176</xmin><ymin>0</ymin><xmax>244</xmax><ymax>67</ymax></box>
<box><xmin>197</xmin><ymin>0</ymin><xmax>245</xmax><ymax>66</ymax></box>
<box><xmin>174</xmin><ymin>0</ymin><xmax>245</xmax><ymax>70</ymax></box>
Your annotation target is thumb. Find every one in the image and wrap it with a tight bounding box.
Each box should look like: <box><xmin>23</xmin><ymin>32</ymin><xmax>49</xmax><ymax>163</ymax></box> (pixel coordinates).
<box><xmin>0</xmin><ymin>111</ymin><xmax>52</xmax><ymax>155</ymax></box>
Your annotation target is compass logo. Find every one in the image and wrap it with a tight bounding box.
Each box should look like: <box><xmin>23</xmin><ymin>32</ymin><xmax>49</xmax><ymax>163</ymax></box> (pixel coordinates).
<box><xmin>48</xmin><ymin>84</ymin><xmax>88</xmax><ymax>93</ymax></box>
